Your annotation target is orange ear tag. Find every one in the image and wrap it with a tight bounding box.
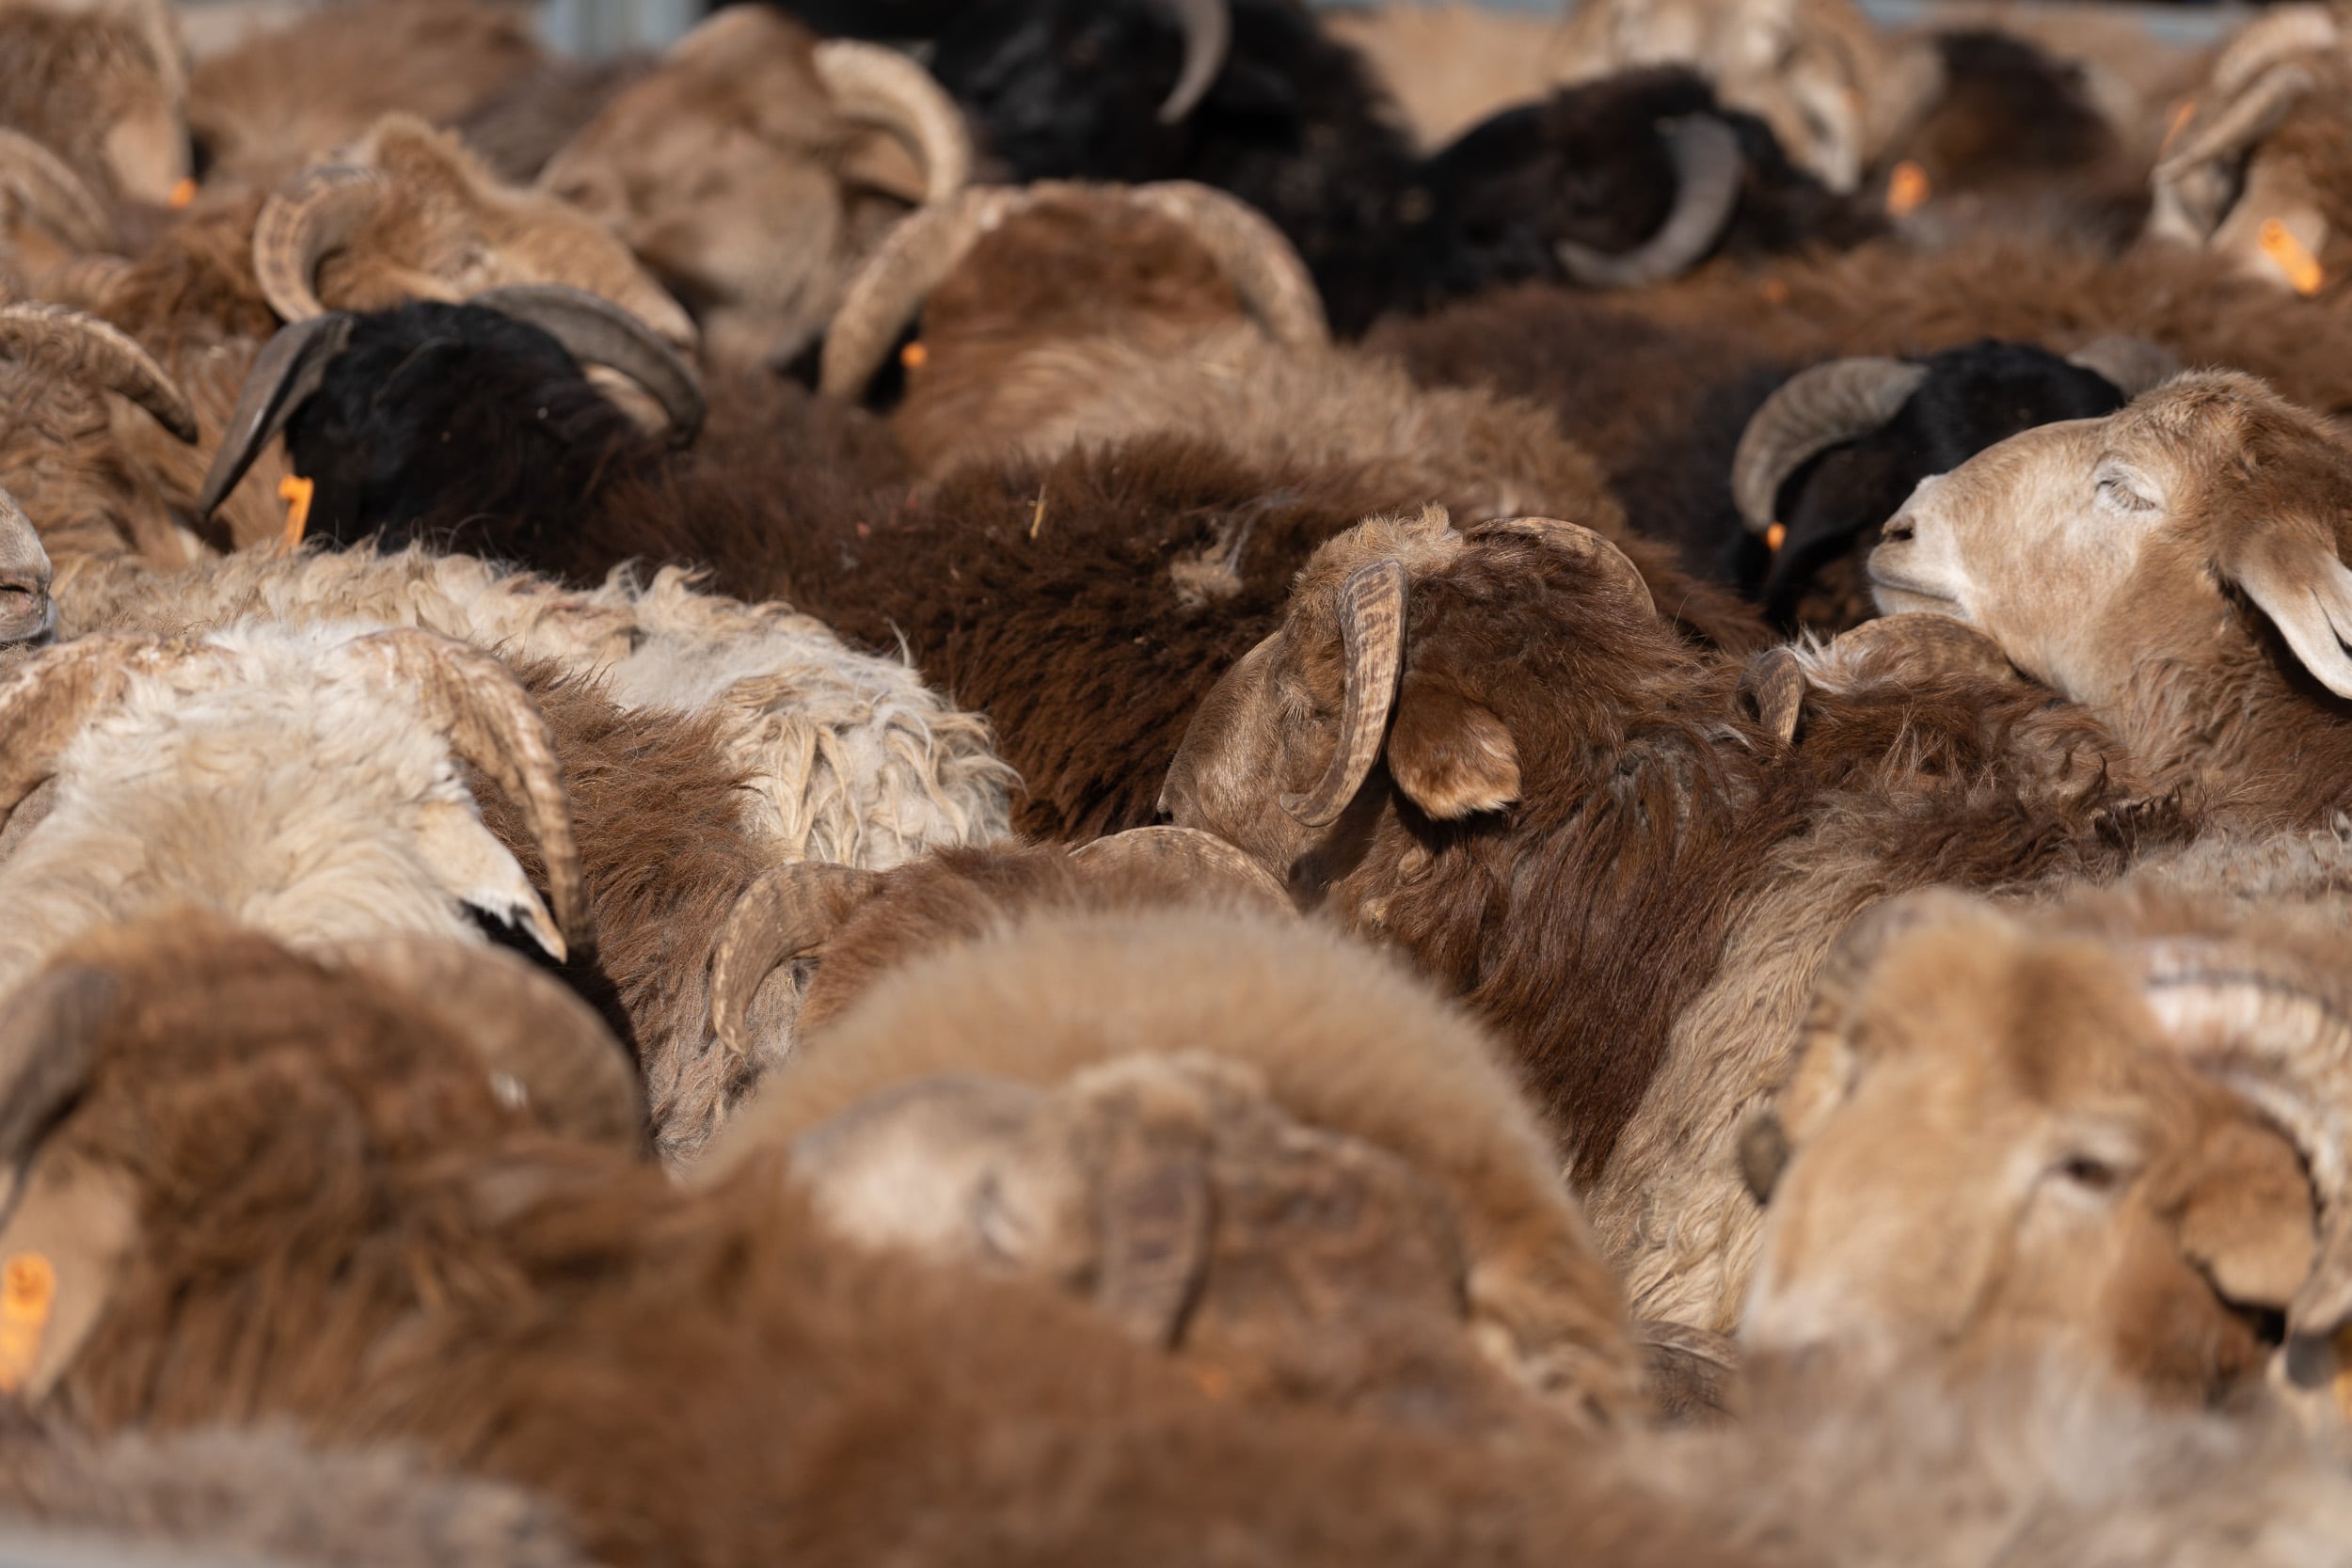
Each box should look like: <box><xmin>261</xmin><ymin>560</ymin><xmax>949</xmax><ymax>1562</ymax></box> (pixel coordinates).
<box><xmin>167</xmin><ymin>178</ymin><xmax>197</xmax><ymax>210</ymax></box>
<box><xmin>2161</xmin><ymin>98</ymin><xmax>2198</xmax><ymax>156</ymax></box>
<box><xmin>0</xmin><ymin>1253</ymin><xmax>56</xmax><ymax>1396</ymax></box>
<box><xmin>899</xmin><ymin>340</ymin><xmax>928</xmax><ymax>371</ymax></box>
<box><xmin>2260</xmin><ymin>220</ymin><xmax>2326</xmax><ymax>297</ymax></box>
<box><xmin>1884</xmin><ymin>161</ymin><xmax>1931</xmax><ymax>217</ymax></box>
<box><xmin>278</xmin><ymin>474</ymin><xmax>315</xmax><ymax>548</ymax></box>
<box><xmin>1764</xmin><ymin>522</ymin><xmax>1788</xmax><ymax>552</ymax></box>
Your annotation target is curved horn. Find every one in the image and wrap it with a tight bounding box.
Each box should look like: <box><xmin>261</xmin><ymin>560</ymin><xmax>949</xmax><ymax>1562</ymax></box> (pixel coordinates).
<box><xmin>2066</xmin><ymin>336</ymin><xmax>2183</xmax><ymax>401</ymax></box>
<box><xmin>1280</xmin><ymin>558</ymin><xmax>1407</xmax><ymax>829</ymax></box>
<box><xmin>0</xmin><ymin>635</ymin><xmax>203</xmax><ymax>831</ymax></box>
<box><xmin>818</xmin><ymin>185</ymin><xmax>1024</xmax><ymax>399</ymax></box>
<box><xmin>1131</xmin><ymin>181</ymin><xmax>1328</xmax><ymax>346</ymax></box>
<box><xmin>812</xmin><ymin>40</ymin><xmax>973</xmax><ymax>203</ymax></box>
<box><xmin>1820</xmin><ymin>611</ymin><xmax>2019</xmax><ymax>686</ymax></box>
<box><xmin>1731</xmin><ymin>357</ymin><xmax>1928</xmax><ymax>534</ymax></box>
<box><xmin>194</xmin><ymin>313</ymin><xmax>356</xmax><ymax>521</ymax></box>
<box><xmin>0</xmin><ymin>304</ymin><xmax>199</xmax><ymax>443</ymax></box>
<box><xmin>1472</xmin><ymin>515</ymin><xmax>1656</xmax><ymax>619</ymax></box>
<box><xmin>2137</xmin><ymin>940</ymin><xmax>2352</xmax><ymax>1346</ymax></box>
<box><xmin>1070</xmin><ymin>825</ymin><xmax>1291</xmax><ymax>911</ymax></box>
<box><xmin>327</xmin><ymin>935</ymin><xmax>643</xmax><ymax>1148</ymax></box>
<box><xmin>707</xmin><ymin>860</ymin><xmax>885</xmax><ymax>1069</ymax></box>
<box><xmin>253</xmin><ymin>165</ymin><xmax>391</xmax><ymax>324</ymax></box>
<box><xmin>1557</xmin><ymin>115</ymin><xmax>1744</xmax><ymax>290</ymax></box>
<box><xmin>0</xmin><ymin>130</ymin><xmax>115</xmax><ymax>253</ymax></box>
<box><xmin>2211</xmin><ymin>6</ymin><xmax>2342</xmax><ymax>100</ymax></box>
<box><xmin>342</xmin><ymin>630</ymin><xmax>594</xmax><ymax>961</ymax></box>
<box><xmin>1156</xmin><ymin>0</ymin><xmax>1232</xmax><ymax>124</ymax></box>
<box><xmin>2153</xmin><ymin>63</ymin><xmax>2319</xmax><ymax>240</ymax></box>
<box><xmin>472</xmin><ymin>283</ymin><xmax>706</xmax><ymax>439</ymax></box>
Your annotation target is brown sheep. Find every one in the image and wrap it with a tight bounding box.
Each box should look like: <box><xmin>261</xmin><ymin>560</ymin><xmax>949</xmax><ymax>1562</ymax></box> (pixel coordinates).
<box><xmin>11</xmin><ymin>913</ymin><xmax>1753</xmax><ymax>1568</ymax></box>
<box><xmin>1161</xmin><ymin>509</ymin><xmax>2196</xmax><ymax>1327</ymax></box>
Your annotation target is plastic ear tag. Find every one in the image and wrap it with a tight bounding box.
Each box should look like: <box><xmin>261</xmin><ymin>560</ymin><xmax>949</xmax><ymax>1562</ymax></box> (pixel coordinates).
<box><xmin>1765</xmin><ymin>522</ymin><xmax>1788</xmax><ymax>552</ymax></box>
<box><xmin>899</xmin><ymin>341</ymin><xmax>928</xmax><ymax>371</ymax></box>
<box><xmin>278</xmin><ymin>474</ymin><xmax>314</xmax><ymax>548</ymax></box>
<box><xmin>1884</xmin><ymin>162</ymin><xmax>1931</xmax><ymax>217</ymax></box>
<box><xmin>2161</xmin><ymin>98</ymin><xmax>2198</xmax><ymax>156</ymax></box>
<box><xmin>2260</xmin><ymin>220</ymin><xmax>2325</xmax><ymax>297</ymax></box>
<box><xmin>167</xmin><ymin>179</ymin><xmax>197</xmax><ymax>210</ymax></box>
<box><xmin>0</xmin><ymin>1253</ymin><xmax>56</xmax><ymax>1396</ymax></box>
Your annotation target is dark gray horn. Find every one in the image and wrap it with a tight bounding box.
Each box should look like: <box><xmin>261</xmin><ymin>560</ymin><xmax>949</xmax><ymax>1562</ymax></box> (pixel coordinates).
<box><xmin>1730</xmin><ymin>357</ymin><xmax>1929</xmax><ymax>535</ymax></box>
<box><xmin>1158</xmin><ymin>0</ymin><xmax>1232</xmax><ymax>123</ymax></box>
<box><xmin>1556</xmin><ymin>115</ymin><xmax>1744</xmax><ymax>289</ymax></box>
<box><xmin>2065</xmin><ymin>336</ymin><xmax>2183</xmax><ymax>401</ymax></box>
<box><xmin>194</xmin><ymin>313</ymin><xmax>356</xmax><ymax>524</ymax></box>
<box><xmin>472</xmin><ymin>283</ymin><xmax>707</xmax><ymax>441</ymax></box>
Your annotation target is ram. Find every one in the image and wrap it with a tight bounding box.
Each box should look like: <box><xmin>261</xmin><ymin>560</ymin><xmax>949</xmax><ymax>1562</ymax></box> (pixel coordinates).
<box><xmin>0</xmin><ymin>912</ymin><xmax>1749</xmax><ymax>1568</ymax></box>
<box><xmin>1739</xmin><ymin>874</ymin><xmax>2352</xmax><ymax>1424</ymax></box>
<box><xmin>538</xmin><ymin>8</ymin><xmax>971</xmax><ymax>368</ymax></box>
<box><xmin>1867</xmin><ymin>370</ymin><xmax>2352</xmax><ymax>830</ymax></box>
<box><xmin>1161</xmin><ymin>508</ymin><xmax>2196</xmax><ymax>1326</ymax></box>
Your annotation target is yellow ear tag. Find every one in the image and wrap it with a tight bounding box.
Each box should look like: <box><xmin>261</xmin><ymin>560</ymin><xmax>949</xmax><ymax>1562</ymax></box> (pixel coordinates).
<box><xmin>278</xmin><ymin>474</ymin><xmax>314</xmax><ymax>548</ymax></box>
<box><xmin>0</xmin><ymin>1253</ymin><xmax>56</xmax><ymax>1396</ymax></box>
<box><xmin>2260</xmin><ymin>219</ymin><xmax>2326</xmax><ymax>297</ymax></box>
<box><xmin>1884</xmin><ymin>161</ymin><xmax>1931</xmax><ymax>217</ymax></box>
<box><xmin>167</xmin><ymin>178</ymin><xmax>197</xmax><ymax>210</ymax></box>
<box><xmin>899</xmin><ymin>340</ymin><xmax>928</xmax><ymax>371</ymax></box>
<box><xmin>2161</xmin><ymin>98</ymin><xmax>2198</xmax><ymax>156</ymax></box>
<box><xmin>1764</xmin><ymin>521</ymin><xmax>1788</xmax><ymax>552</ymax></box>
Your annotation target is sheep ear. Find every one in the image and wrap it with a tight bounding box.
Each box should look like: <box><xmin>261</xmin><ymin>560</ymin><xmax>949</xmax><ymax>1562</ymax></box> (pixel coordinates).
<box><xmin>1385</xmin><ymin>671</ymin><xmax>1520</xmax><ymax>820</ymax></box>
<box><xmin>0</xmin><ymin>1161</ymin><xmax>136</xmax><ymax>1402</ymax></box>
<box><xmin>414</xmin><ymin>800</ymin><xmax>567</xmax><ymax>963</ymax></box>
<box><xmin>2171</xmin><ymin>1117</ymin><xmax>2316</xmax><ymax>1311</ymax></box>
<box><xmin>2225</xmin><ymin>519</ymin><xmax>2352</xmax><ymax>699</ymax></box>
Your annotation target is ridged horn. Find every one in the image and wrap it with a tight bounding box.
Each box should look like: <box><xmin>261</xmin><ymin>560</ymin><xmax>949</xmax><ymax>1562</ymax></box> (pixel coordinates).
<box><xmin>1473</xmin><ymin>515</ymin><xmax>1656</xmax><ymax>618</ymax></box>
<box><xmin>1130</xmin><ymin>181</ymin><xmax>1328</xmax><ymax>346</ymax></box>
<box><xmin>0</xmin><ymin>303</ymin><xmax>199</xmax><ymax>443</ymax></box>
<box><xmin>1070</xmin><ymin>825</ymin><xmax>1291</xmax><ymax>911</ymax></box>
<box><xmin>1156</xmin><ymin>0</ymin><xmax>1232</xmax><ymax>124</ymax></box>
<box><xmin>0</xmin><ymin>130</ymin><xmax>115</xmax><ymax>253</ymax></box>
<box><xmin>2153</xmin><ymin>63</ymin><xmax>2319</xmax><ymax>240</ymax></box>
<box><xmin>194</xmin><ymin>313</ymin><xmax>356</xmax><ymax>522</ymax></box>
<box><xmin>327</xmin><ymin>935</ymin><xmax>644</xmax><ymax>1148</ymax></box>
<box><xmin>1731</xmin><ymin>357</ymin><xmax>1929</xmax><ymax>534</ymax></box>
<box><xmin>707</xmin><ymin>861</ymin><xmax>885</xmax><ymax>1069</ymax></box>
<box><xmin>818</xmin><ymin>184</ymin><xmax>1025</xmax><ymax>399</ymax></box>
<box><xmin>1280</xmin><ymin>558</ymin><xmax>1407</xmax><ymax>829</ymax></box>
<box><xmin>342</xmin><ymin>630</ymin><xmax>594</xmax><ymax>961</ymax></box>
<box><xmin>472</xmin><ymin>283</ymin><xmax>706</xmax><ymax>439</ymax></box>
<box><xmin>2066</xmin><ymin>336</ymin><xmax>2183</xmax><ymax>400</ymax></box>
<box><xmin>2211</xmin><ymin>6</ymin><xmax>2341</xmax><ymax>100</ymax></box>
<box><xmin>254</xmin><ymin>165</ymin><xmax>391</xmax><ymax>324</ymax></box>
<box><xmin>1557</xmin><ymin>115</ymin><xmax>1744</xmax><ymax>289</ymax></box>
<box><xmin>2137</xmin><ymin>941</ymin><xmax>2352</xmax><ymax>1350</ymax></box>
<box><xmin>812</xmin><ymin>40</ymin><xmax>973</xmax><ymax>202</ymax></box>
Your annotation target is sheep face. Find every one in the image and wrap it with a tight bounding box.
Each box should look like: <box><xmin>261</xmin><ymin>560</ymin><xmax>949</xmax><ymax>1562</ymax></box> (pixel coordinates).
<box><xmin>1867</xmin><ymin>372</ymin><xmax>2352</xmax><ymax>706</ymax></box>
<box><xmin>1742</xmin><ymin>896</ymin><xmax>2314</xmax><ymax>1405</ymax></box>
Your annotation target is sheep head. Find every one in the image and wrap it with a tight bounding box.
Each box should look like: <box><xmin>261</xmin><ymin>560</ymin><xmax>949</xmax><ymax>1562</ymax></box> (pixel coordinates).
<box><xmin>1740</xmin><ymin>891</ymin><xmax>2317</xmax><ymax>1407</ymax></box>
<box><xmin>252</xmin><ymin>115</ymin><xmax>695</xmax><ymax>355</ymax></box>
<box><xmin>540</xmin><ymin>9</ymin><xmax>970</xmax><ymax>370</ymax></box>
<box><xmin>1867</xmin><ymin>370</ymin><xmax>2352</xmax><ymax>712</ymax></box>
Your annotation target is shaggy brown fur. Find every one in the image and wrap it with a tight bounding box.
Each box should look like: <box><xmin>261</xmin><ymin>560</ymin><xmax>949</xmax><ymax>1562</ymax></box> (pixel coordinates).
<box><xmin>39</xmin><ymin>916</ymin><xmax>1752</xmax><ymax>1568</ymax></box>
<box><xmin>472</xmin><ymin>663</ymin><xmax>771</xmax><ymax>1164</ymax></box>
<box><xmin>0</xmin><ymin>7</ymin><xmax>179</xmax><ymax>203</ymax></box>
<box><xmin>0</xmin><ymin>1411</ymin><xmax>590</xmax><ymax>1568</ymax></box>
<box><xmin>1165</xmin><ymin>513</ymin><xmax>2197</xmax><ymax>1322</ymax></box>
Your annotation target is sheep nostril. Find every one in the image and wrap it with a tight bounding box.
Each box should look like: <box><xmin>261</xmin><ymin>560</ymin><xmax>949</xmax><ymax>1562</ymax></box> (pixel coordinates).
<box><xmin>1880</xmin><ymin>519</ymin><xmax>1915</xmax><ymax>544</ymax></box>
<box><xmin>0</xmin><ymin>578</ymin><xmax>51</xmax><ymax>627</ymax></box>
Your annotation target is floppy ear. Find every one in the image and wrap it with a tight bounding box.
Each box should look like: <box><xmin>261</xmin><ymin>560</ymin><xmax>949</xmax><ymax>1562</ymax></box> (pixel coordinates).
<box><xmin>2170</xmin><ymin>1115</ymin><xmax>2317</xmax><ymax>1313</ymax></box>
<box><xmin>1385</xmin><ymin>671</ymin><xmax>1520</xmax><ymax>820</ymax></box>
<box><xmin>2223</xmin><ymin>515</ymin><xmax>2352</xmax><ymax>699</ymax></box>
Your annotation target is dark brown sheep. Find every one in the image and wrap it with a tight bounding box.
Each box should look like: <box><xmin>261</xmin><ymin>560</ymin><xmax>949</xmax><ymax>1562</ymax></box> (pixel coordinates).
<box><xmin>13</xmin><ymin>914</ymin><xmax>1754</xmax><ymax>1568</ymax></box>
<box><xmin>1162</xmin><ymin>511</ymin><xmax>2198</xmax><ymax>1328</ymax></box>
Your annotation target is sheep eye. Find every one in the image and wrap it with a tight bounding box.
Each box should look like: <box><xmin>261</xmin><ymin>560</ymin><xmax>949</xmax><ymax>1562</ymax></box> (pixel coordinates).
<box><xmin>2057</xmin><ymin>1153</ymin><xmax>2123</xmax><ymax>1193</ymax></box>
<box><xmin>2095</xmin><ymin>474</ymin><xmax>2154</xmax><ymax>513</ymax></box>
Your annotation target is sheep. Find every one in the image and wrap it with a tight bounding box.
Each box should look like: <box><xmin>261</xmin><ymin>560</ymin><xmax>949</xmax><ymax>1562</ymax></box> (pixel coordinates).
<box><xmin>186</xmin><ymin>0</ymin><xmax>548</xmax><ymax>194</ymax></box>
<box><xmin>1867</xmin><ymin>369</ymin><xmax>2352</xmax><ymax>831</ymax></box>
<box><xmin>1159</xmin><ymin>507</ymin><xmax>2197</xmax><ymax>1327</ymax></box>
<box><xmin>695</xmin><ymin>837</ymin><xmax>1653</xmax><ymax>1422</ymax></box>
<box><xmin>0</xmin><ymin>128</ymin><xmax>123</xmax><ymax>280</ymax></box>
<box><xmin>0</xmin><ymin>485</ymin><xmax>51</xmax><ymax>653</ymax></box>
<box><xmin>537</xmin><ymin>8</ymin><xmax>972</xmax><ymax>369</ymax></box>
<box><xmin>0</xmin><ymin>1412</ymin><xmax>594</xmax><ymax>1568</ymax></box>
<box><xmin>7</xmin><ymin>911</ymin><xmax>1755</xmax><ymax>1568</ymax></box>
<box><xmin>0</xmin><ymin>619</ymin><xmax>591</xmax><ymax>998</ymax></box>
<box><xmin>0</xmin><ymin>0</ymin><xmax>187</xmax><ymax>207</ymax></box>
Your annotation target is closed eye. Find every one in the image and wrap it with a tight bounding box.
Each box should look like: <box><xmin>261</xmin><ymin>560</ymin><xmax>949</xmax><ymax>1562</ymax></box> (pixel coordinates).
<box><xmin>2096</xmin><ymin>474</ymin><xmax>2156</xmax><ymax>513</ymax></box>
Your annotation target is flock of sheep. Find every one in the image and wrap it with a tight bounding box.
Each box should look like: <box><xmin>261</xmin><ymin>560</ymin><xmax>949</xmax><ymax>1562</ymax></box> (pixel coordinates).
<box><xmin>7</xmin><ymin>0</ymin><xmax>2352</xmax><ymax>1560</ymax></box>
